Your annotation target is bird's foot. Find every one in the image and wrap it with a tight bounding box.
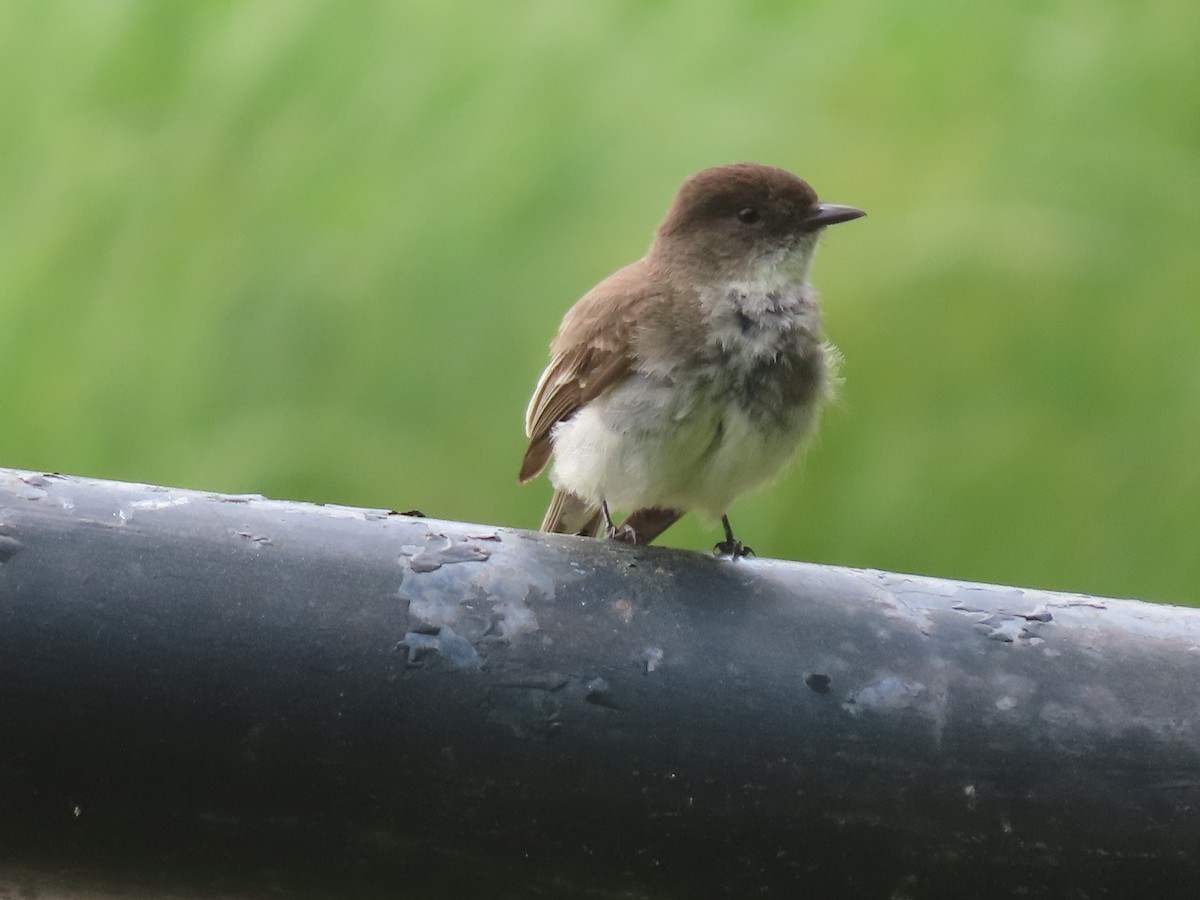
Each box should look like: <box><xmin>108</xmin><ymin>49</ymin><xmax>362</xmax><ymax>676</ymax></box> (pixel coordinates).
<box><xmin>713</xmin><ymin>538</ymin><xmax>754</xmax><ymax>558</ymax></box>
<box><xmin>714</xmin><ymin>515</ymin><xmax>754</xmax><ymax>559</ymax></box>
<box><xmin>601</xmin><ymin>500</ymin><xmax>639</xmax><ymax>544</ymax></box>
<box><xmin>606</xmin><ymin>523</ymin><xmax>640</xmax><ymax>544</ymax></box>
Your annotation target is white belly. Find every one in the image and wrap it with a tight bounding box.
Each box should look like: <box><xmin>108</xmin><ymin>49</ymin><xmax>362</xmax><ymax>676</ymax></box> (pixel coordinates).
<box><xmin>548</xmin><ymin>373</ymin><xmax>820</xmax><ymax>521</ymax></box>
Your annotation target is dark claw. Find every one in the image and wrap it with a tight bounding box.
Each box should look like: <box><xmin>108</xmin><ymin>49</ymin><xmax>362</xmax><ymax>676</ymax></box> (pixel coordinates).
<box><xmin>713</xmin><ymin>539</ymin><xmax>754</xmax><ymax>559</ymax></box>
<box><xmin>715</xmin><ymin>514</ymin><xmax>753</xmax><ymax>558</ymax></box>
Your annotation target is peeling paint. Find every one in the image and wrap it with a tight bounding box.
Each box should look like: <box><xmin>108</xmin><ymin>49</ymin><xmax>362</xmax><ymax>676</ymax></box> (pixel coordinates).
<box><xmin>845</xmin><ymin>676</ymin><xmax>928</xmax><ymax>714</ymax></box>
<box><xmin>233</xmin><ymin>530</ymin><xmax>273</xmax><ymax>546</ymax></box>
<box><xmin>117</xmin><ymin>495</ymin><xmax>191</xmax><ymax>524</ymax></box>
<box><xmin>492</xmin><ymin>598</ymin><xmax>538</xmax><ymax>638</ymax></box>
<box><xmin>953</xmin><ymin>598</ymin><xmax>1055</xmax><ymax>645</ymax></box>
<box><xmin>643</xmin><ymin>646</ymin><xmax>664</xmax><ymax>674</ymax></box>
<box><xmin>842</xmin><ymin>675</ymin><xmax>949</xmax><ymax>747</ymax></box>
<box><xmin>402</xmin><ymin>628</ymin><xmax>482</xmax><ymax>671</ymax></box>
<box><xmin>409</xmin><ymin>593</ymin><xmax>461</xmax><ymax>631</ymax></box>
<box><xmin>400</xmin><ymin>533</ymin><xmax>493</xmax><ymax>572</ymax></box>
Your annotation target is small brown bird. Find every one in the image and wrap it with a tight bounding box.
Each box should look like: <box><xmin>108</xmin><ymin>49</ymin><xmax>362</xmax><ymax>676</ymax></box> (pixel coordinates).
<box><xmin>519</xmin><ymin>163</ymin><xmax>863</xmax><ymax>555</ymax></box>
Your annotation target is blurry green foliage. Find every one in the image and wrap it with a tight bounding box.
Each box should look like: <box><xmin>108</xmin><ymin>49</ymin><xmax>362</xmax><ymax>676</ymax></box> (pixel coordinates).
<box><xmin>1</xmin><ymin>1</ymin><xmax>1197</xmax><ymax>603</ymax></box>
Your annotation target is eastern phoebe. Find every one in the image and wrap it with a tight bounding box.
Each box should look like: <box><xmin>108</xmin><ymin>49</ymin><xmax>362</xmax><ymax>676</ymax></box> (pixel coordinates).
<box><xmin>519</xmin><ymin>163</ymin><xmax>863</xmax><ymax>555</ymax></box>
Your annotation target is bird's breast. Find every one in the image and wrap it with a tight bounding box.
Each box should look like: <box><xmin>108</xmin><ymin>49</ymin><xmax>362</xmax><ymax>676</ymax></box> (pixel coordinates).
<box><xmin>692</xmin><ymin>284</ymin><xmax>828</xmax><ymax>426</ymax></box>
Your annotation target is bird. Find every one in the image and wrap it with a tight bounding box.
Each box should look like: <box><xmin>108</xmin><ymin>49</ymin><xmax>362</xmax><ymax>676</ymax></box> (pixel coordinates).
<box><xmin>518</xmin><ymin>163</ymin><xmax>863</xmax><ymax>556</ymax></box>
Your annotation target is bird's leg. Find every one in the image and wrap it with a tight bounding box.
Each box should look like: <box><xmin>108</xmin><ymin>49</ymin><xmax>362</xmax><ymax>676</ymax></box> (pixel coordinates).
<box><xmin>601</xmin><ymin>500</ymin><xmax>638</xmax><ymax>544</ymax></box>
<box><xmin>714</xmin><ymin>514</ymin><xmax>754</xmax><ymax>558</ymax></box>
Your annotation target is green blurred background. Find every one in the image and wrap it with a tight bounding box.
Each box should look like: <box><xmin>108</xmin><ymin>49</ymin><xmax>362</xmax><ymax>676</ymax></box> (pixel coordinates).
<box><xmin>1</xmin><ymin>1</ymin><xmax>1197</xmax><ymax>604</ymax></box>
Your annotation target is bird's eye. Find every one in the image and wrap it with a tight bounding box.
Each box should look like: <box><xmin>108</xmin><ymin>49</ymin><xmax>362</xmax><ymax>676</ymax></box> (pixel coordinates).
<box><xmin>737</xmin><ymin>207</ymin><xmax>761</xmax><ymax>224</ymax></box>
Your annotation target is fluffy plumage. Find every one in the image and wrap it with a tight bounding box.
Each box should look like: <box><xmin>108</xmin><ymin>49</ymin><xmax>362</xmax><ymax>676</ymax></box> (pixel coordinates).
<box><xmin>520</xmin><ymin>163</ymin><xmax>863</xmax><ymax>549</ymax></box>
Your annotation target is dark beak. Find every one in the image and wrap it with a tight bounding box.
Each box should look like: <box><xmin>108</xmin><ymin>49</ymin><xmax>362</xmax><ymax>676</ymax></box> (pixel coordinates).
<box><xmin>803</xmin><ymin>203</ymin><xmax>866</xmax><ymax>230</ymax></box>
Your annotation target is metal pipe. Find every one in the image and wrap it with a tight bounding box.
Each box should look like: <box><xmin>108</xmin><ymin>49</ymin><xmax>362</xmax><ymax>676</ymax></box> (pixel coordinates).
<box><xmin>1</xmin><ymin>468</ymin><xmax>1198</xmax><ymax>898</ymax></box>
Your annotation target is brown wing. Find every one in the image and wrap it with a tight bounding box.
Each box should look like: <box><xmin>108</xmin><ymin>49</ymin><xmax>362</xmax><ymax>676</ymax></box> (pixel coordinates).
<box><xmin>518</xmin><ymin>341</ymin><xmax>633</xmax><ymax>482</ymax></box>
<box><xmin>518</xmin><ymin>261</ymin><xmax>655</xmax><ymax>484</ymax></box>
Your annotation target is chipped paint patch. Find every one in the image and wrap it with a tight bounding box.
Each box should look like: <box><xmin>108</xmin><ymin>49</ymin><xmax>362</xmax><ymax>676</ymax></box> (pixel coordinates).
<box><xmin>402</xmin><ymin>628</ymin><xmax>482</xmax><ymax>671</ymax></box>
<box><xmin>400</xmin><ymin>533</ymin><xmax>493</xmax><ymax>572</ymax></box>
<box><xmin>117</xmin><ymin>495</ymin><xmax>191</xmax><ymax>524</ymax></box>
<box><xmin>493</xmin><ymin>598</ymin><xmax>538</xmax><ymax>638</ymax></box>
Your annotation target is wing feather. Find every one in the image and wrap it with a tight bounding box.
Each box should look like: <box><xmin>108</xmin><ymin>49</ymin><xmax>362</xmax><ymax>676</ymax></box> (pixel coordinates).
<box><xmin>518</xmin><ymin>343</ymin><xmax>633</xmax><ymax>482</ymax></box>
<box><xmin>518</xmin><ymin>260</ymin><xmax>655</xmax><ymax>483</ymax></box>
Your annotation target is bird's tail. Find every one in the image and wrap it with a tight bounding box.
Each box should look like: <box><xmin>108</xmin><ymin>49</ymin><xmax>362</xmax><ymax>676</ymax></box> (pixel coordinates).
<box><xmin>540</xmin><ymin>490</ymin><xmax>602</xmax><ymax>537</ymax></box>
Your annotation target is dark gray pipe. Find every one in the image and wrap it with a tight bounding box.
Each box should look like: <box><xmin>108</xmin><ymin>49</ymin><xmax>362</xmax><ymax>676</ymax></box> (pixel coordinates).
<box><xmin>0</xmin><ymin>468</ymin><xmax>1197</xmax><ymax>898</ymax></box>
